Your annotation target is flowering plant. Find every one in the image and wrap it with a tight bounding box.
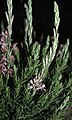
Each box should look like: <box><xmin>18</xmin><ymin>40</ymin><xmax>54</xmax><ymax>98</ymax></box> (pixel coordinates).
<box><xmin>0</xmin><ymin>31</ymin><xmax>19</xmax><ymax>77</ymax></box>
<box><xmin>0</xmin><ymin>0</ymin><xmax>72</xmax><ymax>120</ymax></box>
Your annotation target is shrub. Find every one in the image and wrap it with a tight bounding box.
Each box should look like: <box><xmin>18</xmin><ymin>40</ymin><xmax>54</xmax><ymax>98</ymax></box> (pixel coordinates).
<box><xmin>0</xmin><ymin>0</ymin><xmax>72</xmax><ymax>120</ymax></box>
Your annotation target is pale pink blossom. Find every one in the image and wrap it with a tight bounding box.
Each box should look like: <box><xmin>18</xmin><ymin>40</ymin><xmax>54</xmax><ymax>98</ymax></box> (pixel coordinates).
<box><xmin>8</xmin><ymin>68</ymin><xmax>13</xmax><ymax>77</ymax></box>
<box><xmin>0</xmin><ymin>64</ymin><xmax>7</xmax><ymax>75</ymax></box>
<box><xmin>10</xmin><ymin>55</ymin><xmax>15</xmax><ymax>62</ymax></box>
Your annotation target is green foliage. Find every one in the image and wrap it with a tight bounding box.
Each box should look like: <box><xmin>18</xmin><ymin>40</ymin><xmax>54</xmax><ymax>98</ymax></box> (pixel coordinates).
<box><xmin>5</xmin><ymin>0</ymin><xmax>14</xmax><ymax>38</ymax></box>
<box><xmin>24</xmin><ymin>0</ymin><xmax>33</xmax><ymax>51</ymax></box>
<box><xmin>0</xmin><ymin>0</ymin><xmax>72</xmax><ymax>120</ymax></box>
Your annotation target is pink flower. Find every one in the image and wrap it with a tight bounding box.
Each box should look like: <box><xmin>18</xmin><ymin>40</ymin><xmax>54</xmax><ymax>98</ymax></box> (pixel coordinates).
<box><xmin>1</xmin><ymin>43</ymin><xmax>8</xmax><ymax>53</ymax></box>
<box><xmin>8</xmin><ymin>68</ymin><xmax>13</xmax><ymax>77</ymax></box>
<box><xmin>0</xmin><ymin>64</ymin><xmax>7</xmax><ymax>75</ymax></box>
<box><xmin>1</xmin><ymin>54</ymin><xmax>8</xmax><ymax>65</ymax></box>
<box><xmin>0</xmin><ymin>36</ymin><xmax>6</xmax><ymax>43</ymax></box>
<box><xmin>12</xmin><ymin>43</ymin><xmax>19</xmax><ymax>54</ymax></box>
<box><xmin>4</xmin><ymin>30</ymin><xmax>8</xmax><ymax>36</ymax></box>
<box><xmin>10</xmin><ymin>55</ymin><xmax>15</xmax><ymax>62</ymax></box>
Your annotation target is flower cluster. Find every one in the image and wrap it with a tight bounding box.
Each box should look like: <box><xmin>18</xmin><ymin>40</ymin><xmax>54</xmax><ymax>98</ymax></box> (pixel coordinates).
<box><xmin>28</xmin><ymin>75</ymin><xmax>46</xmax><ymax>95</ymax></box>
<box><xmin>0</xmin><ymin>31</ymin><xmax>18</xmax><ymax>77</ymax></box>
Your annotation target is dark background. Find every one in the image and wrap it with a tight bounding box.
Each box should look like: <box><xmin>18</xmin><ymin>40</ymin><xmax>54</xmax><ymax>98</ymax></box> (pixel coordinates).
<box><xmin>0</xmin><ymin>0</ymin><xmax>72</xmax><ymax>45</ymax></box>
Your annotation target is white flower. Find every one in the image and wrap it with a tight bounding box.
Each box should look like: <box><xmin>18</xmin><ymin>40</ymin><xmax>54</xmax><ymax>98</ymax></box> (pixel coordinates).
<box><xmin>28</xmin><ymin>75</ymin><xmax>46</xmax><ymax>95</ymax></box>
